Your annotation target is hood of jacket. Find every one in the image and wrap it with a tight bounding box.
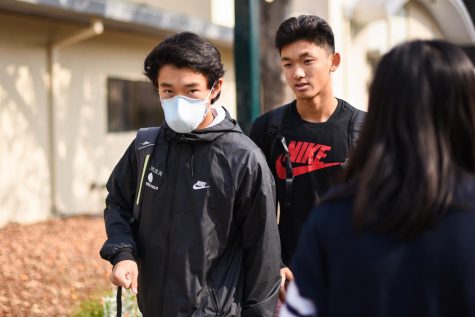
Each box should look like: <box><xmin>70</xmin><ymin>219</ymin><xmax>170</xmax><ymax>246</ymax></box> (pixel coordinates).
<box><xmin>162</xmin><ymin>108</ymin><xmax>243</xmax><ymax>143</ymax></box>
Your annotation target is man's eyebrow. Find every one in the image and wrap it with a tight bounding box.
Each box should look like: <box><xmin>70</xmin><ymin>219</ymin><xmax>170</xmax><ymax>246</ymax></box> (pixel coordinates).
<box><xmin>184</xmin><ymin>82</ymin><xmax>201</xmax><ymax>88</ymax></box>
<box><xmin>281</xmin><ymin>52</ymin><xmax>313</xmax><ymax>61</ymax></box>
<box><xmin>299</xmin><ymin>52</ymin><xmax>313</xmax><ymax>58</ymax></box>
<box><xmin>158</xmin><ymin>82</ymin><xmax>201</xmax><ymax>88</ymax></box>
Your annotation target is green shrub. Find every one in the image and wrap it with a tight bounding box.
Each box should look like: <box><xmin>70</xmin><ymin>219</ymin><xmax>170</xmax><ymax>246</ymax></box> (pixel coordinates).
<box><xmin>72</xmin><ymin>298</ymin><xmax>103</xmax><ymax>317</ymax></box>
<box><xmin>102</xmin><ymin>287</ymin><xmax>142</xmax><ymax>317</ymax></box>
<box><xmin>73</xmin><ymin>287</ymin><xmax>141</xmax><ymax>317</ymax></box>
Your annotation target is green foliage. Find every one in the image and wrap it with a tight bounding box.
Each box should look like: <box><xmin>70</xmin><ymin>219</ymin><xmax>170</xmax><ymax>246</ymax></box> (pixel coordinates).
<box><xmin>72</xmin><ymin>298</ymin><xmax>103</xmax><ymax>317</ymax></box>
<box><xmin>73</xmin><ymin>287</ymin><xmax>141</xmax><ymax>317</ymax></box>
<box><xmin>102</xmin><ymin>287</ymin><xmax>142</xmax><ymax>317</ymax></box>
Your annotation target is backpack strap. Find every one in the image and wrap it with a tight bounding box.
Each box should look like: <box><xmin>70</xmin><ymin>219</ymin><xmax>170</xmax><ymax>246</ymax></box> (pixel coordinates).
<box><xmin>267</xmin><ymin>104</ymin><xmax>287</xmax><ymax>139</ymax></box>
<box><xmin>116</xmin><ymin>127</ymin><xmax>159</xmax><ymax>317</ymax></box>
<box><xmin>132</xmin><ymin>126</ymin><xmax>160</xmax><ymax>224</ymax></box>
<box><xmin>267</xmin><ymin>104</ymin><xmax>287</xmax><ymax>159</ymax></box>
<box><xmin>348</xmin><ymin>108</ymin><xmax>366</xmax><ymax>150</ymax></box>
<box><xmin>266</xmin><ymin>104</ymin><xmax>293</xmax><ymax>210</ymax></box>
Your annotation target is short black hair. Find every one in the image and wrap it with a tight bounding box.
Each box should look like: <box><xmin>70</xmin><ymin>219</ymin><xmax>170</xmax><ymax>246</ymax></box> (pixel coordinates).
<box><xmin>144</xmin><ymin>32</ymin><xmax>225</xmax><ymax>103</ymax></box>
<box><xmin>275</xmin><ymin>15</ymin><xmax>335</xmax><ymax>54</ymax></box>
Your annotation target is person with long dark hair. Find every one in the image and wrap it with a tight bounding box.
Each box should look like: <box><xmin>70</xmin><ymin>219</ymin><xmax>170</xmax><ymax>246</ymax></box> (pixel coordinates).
<box><xmin>280</xmin><ymin>39</ymin><xmax>475</xmax><ymax>317</ymax></box>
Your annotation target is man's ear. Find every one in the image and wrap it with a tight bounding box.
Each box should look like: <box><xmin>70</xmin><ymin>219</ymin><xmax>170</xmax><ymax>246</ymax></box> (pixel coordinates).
<box><xmin>210</xmin><ymin>78</ymin><xmax>223</xmax><ymax>99</ymax></box>
<box><xmin>331</xmin><ymin>52</ymin><xmax>341</xmax><ymax>72</ymax></box>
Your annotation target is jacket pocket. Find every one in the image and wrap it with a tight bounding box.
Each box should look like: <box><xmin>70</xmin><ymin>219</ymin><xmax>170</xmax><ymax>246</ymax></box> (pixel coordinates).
<box><xmin>206</xmin><ymin>242</ymin><xmax>244</xmax><ymax>316</ymax></box>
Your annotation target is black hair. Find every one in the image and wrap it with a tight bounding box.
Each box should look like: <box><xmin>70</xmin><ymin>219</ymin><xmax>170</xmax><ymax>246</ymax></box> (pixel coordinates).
<box><xmin>344</xmin><ymin>40</ymin><xmax>475</xmax><ymax>239</ymax></box>
<box><xmin>144</xmin><ymin>32</ymin><xmax>225</xmax><ymax>103</ymax></box>
<box><xmin>275</xmin><ymin>15</ymin><xmax>335</xmax><ymax>54</ymax></box>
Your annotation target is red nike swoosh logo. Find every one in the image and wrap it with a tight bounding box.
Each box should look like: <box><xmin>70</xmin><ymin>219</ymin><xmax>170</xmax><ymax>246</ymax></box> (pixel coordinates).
<box><xmin>275</xmin><ymin>154</ymin><xmax>341</xmax><ymax>179</ymax></box>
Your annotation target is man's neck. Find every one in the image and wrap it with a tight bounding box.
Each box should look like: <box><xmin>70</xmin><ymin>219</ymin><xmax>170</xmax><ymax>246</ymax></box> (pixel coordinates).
<box><xmin>295</xmin><ymin>93</ymin><xmax>338</xmax><ymax>123</ymax></box>
<box><xmin>196</xmin><ymin>107</ymin><xmax>217</xmax><ymax>130</ymax></box>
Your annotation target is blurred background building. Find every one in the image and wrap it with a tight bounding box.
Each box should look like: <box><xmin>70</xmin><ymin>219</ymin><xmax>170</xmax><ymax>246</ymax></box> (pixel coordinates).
<box><xmin>1</xmin><ymin>0</ymin><xmax>474</xmax><ymax>227</ymax></box>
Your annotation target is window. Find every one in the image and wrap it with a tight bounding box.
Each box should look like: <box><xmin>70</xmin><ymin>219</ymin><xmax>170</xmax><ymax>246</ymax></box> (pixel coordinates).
<box><xmin>107</xmin><ymin>77</ymin><xmax>164</xmax><ymax>132</ymax></box>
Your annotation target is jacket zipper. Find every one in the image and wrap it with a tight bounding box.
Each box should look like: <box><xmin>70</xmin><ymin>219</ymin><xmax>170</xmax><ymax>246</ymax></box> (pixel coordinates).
<box><xmin>159</xmin><ymin>143</ymin><xmax>181</xmax><ymax>316</ymax></box>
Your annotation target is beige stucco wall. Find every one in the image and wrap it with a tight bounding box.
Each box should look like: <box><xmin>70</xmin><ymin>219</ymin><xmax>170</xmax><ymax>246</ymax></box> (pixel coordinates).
<box><xmin>51</xmin><ymin>31</ymin><xmax>156</xmax><ymax>215</ymax></box>
<box><xmin>332</xmin><ymin>0</ymin><xmax>444</xmax><ymax>110</ymax></box>
<box><xmin>0</xmin><ymin>11</ymin><xmax>236</xmax><ymax>226</ymax></box>
<box><xmin>291</xmin><ymin>0</ymin><xmax>329</xmax><ymax>21</ymax></box>
<box><xmin>0</xmin><ymin>13</ymin><xmax>52</xmax><ymax>226</ymax></box>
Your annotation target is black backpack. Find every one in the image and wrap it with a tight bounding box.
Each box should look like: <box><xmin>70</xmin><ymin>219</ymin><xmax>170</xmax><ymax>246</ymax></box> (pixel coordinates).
<box><xmin>132</xmin><ymin>126</ymin><xmax>161</xmax><ymax>225</ymax></box>
<box><xmin>265</xmin><ymin>103</ymin><xmax>365</xmax><ymax>209</ymax></box>
<box><xmin>116</xmin><ymin>126</ymin><xmax>160</xmax><ymax>317</ymax></box>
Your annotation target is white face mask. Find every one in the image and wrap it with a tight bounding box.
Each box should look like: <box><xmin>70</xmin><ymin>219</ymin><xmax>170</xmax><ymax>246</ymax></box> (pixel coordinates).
<box><xmin>161</xmin><ymin>85</ymin><xmax>215</xmax><ymax>134</ymax></box>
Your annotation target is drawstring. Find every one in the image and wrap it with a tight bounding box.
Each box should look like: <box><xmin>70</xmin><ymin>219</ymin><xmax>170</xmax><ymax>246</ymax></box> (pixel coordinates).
<box><xmin>164</xmin><ymin>143</ymin><xmax>170</xmax><ymax>176</ymax></box>
<box><xmin>116</xmin><ymin>286</ymin><xmax>122</xmax><ymax>317</ymax></box>
<box><xmin>190</xmin><ymin>145</ymin><xmax>195</xmax><ymax>178</ymax></box>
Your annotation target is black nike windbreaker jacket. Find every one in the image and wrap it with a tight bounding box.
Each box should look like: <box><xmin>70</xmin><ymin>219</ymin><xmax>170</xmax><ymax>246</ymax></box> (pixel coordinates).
<box><xmin>100</xmin><ymin>113</ymin><xmax>281</xmax><ymax>317</ymax></box>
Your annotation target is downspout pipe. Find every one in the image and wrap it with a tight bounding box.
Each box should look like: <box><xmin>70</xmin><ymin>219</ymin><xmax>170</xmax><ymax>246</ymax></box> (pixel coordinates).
<box><xmin>47</xmin><ymin>19</ymin><xmax>104</xmax><ymax>215</ymax></box>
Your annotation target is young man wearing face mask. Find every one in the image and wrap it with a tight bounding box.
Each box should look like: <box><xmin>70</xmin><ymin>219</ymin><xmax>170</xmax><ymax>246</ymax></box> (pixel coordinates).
<box><xmin>100</xmin><ymin>32</ymin><xmax>281</xmax><ymax>317</ymax></box>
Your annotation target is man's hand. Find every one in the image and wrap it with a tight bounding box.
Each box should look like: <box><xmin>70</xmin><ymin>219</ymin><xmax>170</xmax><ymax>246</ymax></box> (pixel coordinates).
<box><xmin>279</xmin><ymin>267</ymin><xmax>294</xmax><ymax>302</ymax></box>
<box><xmin>110</xmin><ymin>260</ymin><xmax>139</xmax><ymax>294</ymax></box>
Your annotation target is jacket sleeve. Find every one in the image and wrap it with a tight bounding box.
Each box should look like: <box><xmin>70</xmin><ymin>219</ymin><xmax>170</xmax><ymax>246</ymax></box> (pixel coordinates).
<box><xmin>234</xmin><ymin>146</ymin><xmax>281</xmax><ymax>317</ymax></box>
<box><xmin>99</xmin><ymin>140</ymin><xmax>138</xmax><ymax>266</ymax></box>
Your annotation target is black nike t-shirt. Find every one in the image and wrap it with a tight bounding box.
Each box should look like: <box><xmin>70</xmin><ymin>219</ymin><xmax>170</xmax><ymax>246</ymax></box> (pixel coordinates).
<box><xmin>250</xmin><ymin>98</ymin><xmax>359</xmax><ymax>266</ymax></box>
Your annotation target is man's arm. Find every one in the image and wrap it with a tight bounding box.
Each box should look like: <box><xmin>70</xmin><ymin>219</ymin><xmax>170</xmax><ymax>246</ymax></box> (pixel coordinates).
<box><xmin>99</xmin><ymin>141</ymin><xmax>139</xmax><ymax>291</ymax></box>
<box><xmin>249</xmin><ymin>115</ymin><xmax>267</xmax><ymax>150</ymax></box>
<box><xmin>234</xmin><ymin>147</ymin><xmax>281</xmax><ymax>317</ymax></box>
<box><xmin>250</xmin><ymin>114</ymin><xmax>274</xmax><ymax>168</ymax></box>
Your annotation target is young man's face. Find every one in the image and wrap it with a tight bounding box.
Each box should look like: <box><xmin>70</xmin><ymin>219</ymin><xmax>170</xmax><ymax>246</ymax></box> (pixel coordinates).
<box><xmin>157</xmin><ymin>64</ymin><xmax>223</xmax><ymax>131</ymax></box>
<box><xmin>280</xmin><ymin>40</ymin><xmax>339</xmax><ymax>101</ymax></box>
<box><xmin>157</xmin><ymin>64</ymin><xmax>219</xmax><ymax>101</ymax></box>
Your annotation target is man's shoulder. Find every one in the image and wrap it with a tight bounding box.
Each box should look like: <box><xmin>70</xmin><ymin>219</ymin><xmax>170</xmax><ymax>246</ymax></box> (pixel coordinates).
<box><xmin>334</xmin><ymin>99</ymin><xmax>367</xmax><ymax>129</ymax></box>
<box><xmin>252</xmin><ymin>102</ymin><xmax>294</xmax><ymax>133</ymax></box>
<box><xmin>219</xmin><ymin>131</ymin><xmax>268</xmax><ymax>162</ymax></box>
<box><xmin>337</xmin><ymin>98</ymin><xmax>364</xmax><ymax>114</ymax></box>
<box><xmin>218</xmin><ymin>129</ymin><xmax>258</xmax><ymax>150</ymax></box>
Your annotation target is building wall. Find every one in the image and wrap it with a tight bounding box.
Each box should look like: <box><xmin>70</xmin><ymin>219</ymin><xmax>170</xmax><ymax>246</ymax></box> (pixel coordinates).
<box><xmin>0</xmin><ymin>10</ymin><xmax>236</xmax><ymax>226</ymax></box>
<box><xmin>0</xmin><ymin>13</ymin><xmax>53</xmax><ymax>226</ymax></box>
<box><xmin>291</xmin><ymin>0</ymin><xmax>329</xmax><ymax>20</ymax></box>
<box><xmin>332</xmin><ymin>0</ymin><xmax>444</xmax><ymax>110</ymax></box>
<box><xmin>211</xmin><ymin>0</ymin><xmax>234</xmax><ymax>27</ymax></box>
<box><xmin>0</xmin><ymin>0</ymin><xmax>468</xmax><ymax>227</ymax></box>
<box><xmin>51</xmin><ymin>30</ymin><xmax>156</xmax><ymax>215</ymax></box>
